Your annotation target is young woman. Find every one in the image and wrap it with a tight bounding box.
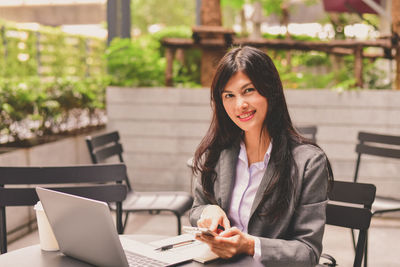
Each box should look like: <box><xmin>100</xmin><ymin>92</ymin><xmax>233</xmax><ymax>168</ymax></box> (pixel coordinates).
<box><xmin>190</xmin><ymin>46</ymin><xmax>333</xmax><ymax>267</ymax></box>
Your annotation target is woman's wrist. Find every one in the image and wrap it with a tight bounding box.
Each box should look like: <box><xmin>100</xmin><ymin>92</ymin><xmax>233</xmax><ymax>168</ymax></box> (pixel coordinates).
<box><xmin>245</xmin><ymin>234</ymin><xmax>255</xmax><ymax>256</ymax></box>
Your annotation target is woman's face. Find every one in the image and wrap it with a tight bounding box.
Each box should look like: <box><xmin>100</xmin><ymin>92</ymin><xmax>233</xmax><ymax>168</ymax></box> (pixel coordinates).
<box><xmin>221</xmin><ymin>71</ymin><xmax>268</xmax><ymax>136</ymax></box>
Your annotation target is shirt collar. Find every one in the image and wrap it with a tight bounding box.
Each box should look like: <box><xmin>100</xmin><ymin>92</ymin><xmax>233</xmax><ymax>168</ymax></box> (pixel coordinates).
<box><xmin>238</xmin><ymin>140</ymin><xmax>273</xmax><ymax>168</ymax></box>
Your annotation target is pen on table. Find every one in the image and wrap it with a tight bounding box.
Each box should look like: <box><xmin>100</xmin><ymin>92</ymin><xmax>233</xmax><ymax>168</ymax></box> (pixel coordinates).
<box><xmin>155</xmin><ymin>239</ymin><xmax>196</xmax><ymax>251</ymax></box>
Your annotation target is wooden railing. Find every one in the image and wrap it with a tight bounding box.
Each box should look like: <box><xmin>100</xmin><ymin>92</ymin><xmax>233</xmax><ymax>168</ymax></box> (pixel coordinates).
<box><xmin>162</xmin><ymin>35</ymin><xmax>397</xmax><ymax>88</ymax></box>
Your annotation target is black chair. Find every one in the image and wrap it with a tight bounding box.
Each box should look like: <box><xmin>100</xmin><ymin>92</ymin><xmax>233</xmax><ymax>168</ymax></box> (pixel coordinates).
<box><xmin>85</xmin><ymin>131</ymin><xmax>194</xmax><ymax>234</ymax></box>
<box><xmin>297</xmin><ymin>125</ymin><xmax>317</xmax><ymax>143</ymax></box>
<box><xmin>319</xmin><ymin>180</ymin><xmax>376</xmax><ymax>267</ymax></box>
<box><xmin>351</xmin><ymin>131</ymin><xmax>400</xmax><ymax>266</ymax></box>
<box><xmin>0</xmin><ymin>163</ymin><xmax>128</xmax><ymax>254</ymax></box>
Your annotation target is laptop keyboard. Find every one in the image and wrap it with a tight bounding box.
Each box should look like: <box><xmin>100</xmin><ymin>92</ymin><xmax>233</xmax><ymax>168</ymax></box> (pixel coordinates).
<box><xmin>125</xmin><ymin>250</ymin><xmax>168</xmax><ymax>267</ymax></box>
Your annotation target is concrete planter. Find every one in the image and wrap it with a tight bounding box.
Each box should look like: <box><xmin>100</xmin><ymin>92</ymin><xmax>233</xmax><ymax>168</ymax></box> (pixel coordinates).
<box><xmin>0</xmin><ymin>131</ymin><xmax>103</xmax><ymax>242</ymax></box>
<box><xmin>107</xmin><ymin>86</ymin><xmax>400</xmax><ymax>198</ymax></box>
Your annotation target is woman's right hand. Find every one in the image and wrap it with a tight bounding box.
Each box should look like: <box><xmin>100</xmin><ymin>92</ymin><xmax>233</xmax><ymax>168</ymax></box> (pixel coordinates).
<box><xmin>197</xmin><ymin>205</ymin><xmax>231</xmax><ymax>233</ymax></box>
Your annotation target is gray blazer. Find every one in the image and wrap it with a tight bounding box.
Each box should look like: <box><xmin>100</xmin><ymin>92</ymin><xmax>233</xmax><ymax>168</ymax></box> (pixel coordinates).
<box><xmin>189</xmin><ymin>141</ymin><xmax>329</xmax><ymax>267</ymax></box>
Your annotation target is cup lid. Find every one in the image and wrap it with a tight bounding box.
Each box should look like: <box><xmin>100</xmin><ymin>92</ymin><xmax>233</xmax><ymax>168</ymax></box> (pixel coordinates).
<box><xmin>34</xmin><ymin>201</ymin><xmax>43</xmax><ymax>211</ymax></box>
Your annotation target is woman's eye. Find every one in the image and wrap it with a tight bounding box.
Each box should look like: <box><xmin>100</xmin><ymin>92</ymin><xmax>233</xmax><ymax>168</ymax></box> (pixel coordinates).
<box><xmin>224</xmin><ymin>94</ymin><xmax>234</xmax><ymax>99</ymax></box>
<box><xmin>244</xmin><ymin>88</ymin><xmax>255</xmax><ymax>94</ymax></box>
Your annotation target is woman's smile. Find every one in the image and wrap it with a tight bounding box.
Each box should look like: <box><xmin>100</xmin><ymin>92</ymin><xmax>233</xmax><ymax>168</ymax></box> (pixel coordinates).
<box><xmin>222</xmin><ymin>71</ymin><xmax>268</xmax><ymax>135</ymax></box>
<box><xmin>238</xmin><ymin>110</ymin><xmax>256</xmax><ymax>121</ymax></box>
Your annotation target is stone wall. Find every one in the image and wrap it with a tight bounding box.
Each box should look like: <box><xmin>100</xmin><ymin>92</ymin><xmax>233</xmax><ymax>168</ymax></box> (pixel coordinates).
<box><xmin>285</xmin><ymin>89</ymin><xmax>400</xmax><ymax>197</ymax></box>
<box><xmin>106</xmin><ymin>87</ymin><xmax>210</xmax><ymax>193</ymax></box>
<box><xmin>107</xmin><ymin>87</ymin><xmax>400</xmax><ymax>198</ymax></box>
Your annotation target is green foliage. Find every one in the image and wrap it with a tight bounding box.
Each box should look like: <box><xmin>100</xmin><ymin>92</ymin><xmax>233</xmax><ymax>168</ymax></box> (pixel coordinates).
<box><xmin>256</xmin><ymin>0</ymin><xmax>285</xmax><ymax>17</ymax></box>
<box><xmin>292</xmin><ymin>51</ymin><xmax>330</xmax><ymax>66</ymax></box>
<box><xmin>0</xmin><ymin>77</ymin><xmax>108</xmax><ymax>141</ymax></box>
<box><xmin>0</xmin><ymin>23</ymin><xmax>106</xmax><ymax>80</ymax></box>
<box><xmin>153</xmin><ymin>26</ymin><xmax>201</xmax><ymax>87</ymax></box>
<box><xmin>172</xmin><ymin>49</ymin><xmax>202</xmax><ymax>88</ymax></box>
<box><xmin>363</xmin><ymin>58</ymin><xmax>391</xmax><ymax>89</ymax></box>
<box><xmin>0</xmin><ymin>22</ymin><xmax>108</xmax><ymax>144</ymax></box>
<box><xmin>270</xmin><ymin>49</ymin><xmax>332</xmax><ymax>89</ymax></box>
<box><xmin>262</xmin><ymin>33</ymin><xmax>321</xmax><ymax>41</ymax></box>
<box><xmin>152</xmin><ymin>26</ymin><xmax>192</xmax><ymax>40</ymax></box>
<box><xmin>152</xmin><ymin>25</ymin><xmax>192</xmax><ymax>54</ymax></box>
<box><xmin>270</xmin><ymin>49</ymin><xmax>391</xmax><ymax>90</ymax></box>
<box><xmin>221</xmin><ymin>0</ymin><xmax>245</xmax><ymax>10</ymax></box>
<box><xmin>105</xmin><ymin>37</ymin><xmax>166</xmax><ymax>86</ymax></box>
<box><xmin>362</xmin><ymin>14</ymin><xmax>380</xmax><ymax>30</ymax></box>
<box><xmin>279</xmin><ymin>71</ymin><xmax>335</xmax><ymax>89</ymax></box>
<box><xmin>131</xmin><ymin>0</ymin><xmax>195</xmax><ymax>34</ymax></box>
<box><xmin>106</xmin><ymin>26</ymin><xmax>201</xmax><ymax>87</ymax></box>
<box><xmin>273</xmin><ymin>53</ymin><xmax>331</xmax><ymax>89</ymax></box>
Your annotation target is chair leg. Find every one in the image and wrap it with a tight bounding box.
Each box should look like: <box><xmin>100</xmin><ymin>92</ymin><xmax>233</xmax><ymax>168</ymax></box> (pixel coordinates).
<box><xmin>116</xmin><ymin>202</ymin><xmax>123</xmax><ymax>235</ymax></box>
<box><xmin>0</xmin><ymin>211</ymin><xmax>6</xmax><ymax>254</ymax></box>
<box><xmin>122</xmin><ymin>212</ymin><xmax>130</xmax><ymax>233</ymax></box>
<box><xmin>363</xmin><ymin>231</ymin><xmax>368</xmax><ymax>267</ymax></box>
<box><xmin>175</xmin><ymin>213</ymin><xmax>182</xmax><ymax>235</ymax></box>
<box><xmin>351</xmin><ymin>229</ymin><xmax>357</xmax><ymax>251</ymax></box>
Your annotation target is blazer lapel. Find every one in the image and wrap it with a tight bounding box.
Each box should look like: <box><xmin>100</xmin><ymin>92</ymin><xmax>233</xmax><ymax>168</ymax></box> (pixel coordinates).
<box><xmin>218</xmin><ymin>142</ymin><xmax>240</xmax><ymax>211</ymax></box>
<box><xmin>249</xmin><ymin>161</ymin><xmax>276</xmax><ymax>219</ymax></box>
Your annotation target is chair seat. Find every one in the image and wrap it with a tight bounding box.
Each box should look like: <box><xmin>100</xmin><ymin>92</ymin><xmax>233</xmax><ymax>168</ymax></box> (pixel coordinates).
<box><xmin>372</xmin><ymin>196</ymin><xmax>400</xmax><ymax>214</ymax></box>
<box><xmin>110</xmin><ymin>191</ymin><xmax>193</xmax><ymax>215</ymax></box>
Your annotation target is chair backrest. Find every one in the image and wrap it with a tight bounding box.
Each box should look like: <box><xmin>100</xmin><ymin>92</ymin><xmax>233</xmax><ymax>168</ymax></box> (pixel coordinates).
<box><xmin>86</xmin><ymin>131</ymin><xmax>124</xmax><ymax>164</ymax></box>
<box><xmin>0</xmin><ymin>163</ymin><xmax>127</xmax><ymax>254</ymax></box>
<box><xmin>85</xmin><ymin>131</ymin><xmax>132</xmax><ymax>191</ymax></box>
<box><xmin>326</xmin><ymin>180</ymin><xmax>376</xmax><ymax>267</ymax></box>
<box><xmin>297</xmin><ymin>125</ymin><xmax>317</xmax><ymax>143</ymax></box>
<box><xmin>354</xmin><ymin>131</ymin><xmax>400</xmax><ymax>182</ymax></box>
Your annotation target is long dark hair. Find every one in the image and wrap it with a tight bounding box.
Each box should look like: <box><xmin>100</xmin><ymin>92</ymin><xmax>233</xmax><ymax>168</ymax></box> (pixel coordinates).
<box><xmin>192</xmin><ymin>46</ymin><xmax>333</xmax><ymax>221</ymax></box>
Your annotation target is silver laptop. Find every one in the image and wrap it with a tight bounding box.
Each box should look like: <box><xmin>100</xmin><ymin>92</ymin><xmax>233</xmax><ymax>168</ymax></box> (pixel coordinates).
<box><xmin>35</xmin><ymin>187</ymin><xmax>192</xmax><ymax>267</ymax></box>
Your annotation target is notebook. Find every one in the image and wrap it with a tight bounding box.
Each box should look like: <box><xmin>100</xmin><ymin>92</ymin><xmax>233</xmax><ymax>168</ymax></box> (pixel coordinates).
<box><xmin>149</xmin><ymin>234</ymin><xmax>219</xmax><ymax>263</ymax></box>
<box><xmin>35</xmin><ymin>187</ymin><xmax>192</xmax><ymax>267</ymax></box>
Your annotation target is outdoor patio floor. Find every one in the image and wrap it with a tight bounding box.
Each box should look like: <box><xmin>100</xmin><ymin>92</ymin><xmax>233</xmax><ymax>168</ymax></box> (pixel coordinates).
<box><xmin>7</xmin><ymin>212</ymin><xmax>400</xmax><ymax>266</ymax></box>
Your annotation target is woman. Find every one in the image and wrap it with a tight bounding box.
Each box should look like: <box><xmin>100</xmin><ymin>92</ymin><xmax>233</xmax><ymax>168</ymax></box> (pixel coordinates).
<box><xmin>190</xmin><ymin>46</ymin><xmax>333</xmax><ymax>267</ymax></box>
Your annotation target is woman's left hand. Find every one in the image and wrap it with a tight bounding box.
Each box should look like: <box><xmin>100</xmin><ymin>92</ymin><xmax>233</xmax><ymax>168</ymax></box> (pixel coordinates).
<box><xmin>195</xmin><ymin>227</ymin><xmax>255</xmax><ymax>259</ymax></box>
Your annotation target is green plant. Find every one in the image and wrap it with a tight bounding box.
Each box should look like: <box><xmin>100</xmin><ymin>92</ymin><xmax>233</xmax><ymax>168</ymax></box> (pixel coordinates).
<box><xmin>0</xmin><ymin>21</ymin><xmax>108</xmax><ymax>145</ymax></box>
<box><xmin>0</xmin><ymin>77</ymin><xmax>107</xmax><ymax>143</ymax></box>
<box><xmin>171</xmin><ymin>49</ymin><xmax>202</xmax><ymax>88</ymax></box>
<box><xmin>106</xmin><ymin>26</ymin><xmax>201</xmax><ymax>87</ymax></box>
<box><xmin>105</xmin><ymin>37</ymin><xmax>165</xmax><ymax>86</ymax></box>
<box><xmin>154</xmin><ymin>26</ymin><xmax>201</xmax><ymax>87</ymax></box>
<box><xmin>262</xmin><ymin>33</ymin><xmax>321</xmax><ymax>42</ymax></box>
<box><xmin>0</xmin><ymin>78</ymin><xmax>39</xmax><ymax>139</ymax></box>
<box><xmin>363</xmin><ymin>59</ymin><xmax>391</xmax><ymax>89</ymax></box>
<box><xmin>0</xmin><ymin>22</ymin><xmax>106</xmax><ymax>80</ymax></box>
<box><xmin>131</xmin><ymin>0</ymin><xmax>195</xmax><ymax>34</ymax></box>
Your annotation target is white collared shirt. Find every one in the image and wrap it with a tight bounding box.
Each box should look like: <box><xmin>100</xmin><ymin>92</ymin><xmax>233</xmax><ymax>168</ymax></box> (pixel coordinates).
<box><xmin>227</xmin><ymin>141</ymin><xmax>272</xmax><ymax>260</ymax></box>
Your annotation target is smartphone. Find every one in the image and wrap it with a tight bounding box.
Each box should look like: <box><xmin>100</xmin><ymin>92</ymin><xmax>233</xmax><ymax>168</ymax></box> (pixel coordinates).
<box><xmin>182</xmin><ymin>226</ymin><xmax>217</xmax><ymax>237</ymax></box>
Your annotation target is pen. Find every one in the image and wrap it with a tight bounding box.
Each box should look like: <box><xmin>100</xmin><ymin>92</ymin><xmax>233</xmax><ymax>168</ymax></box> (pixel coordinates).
<box><xmin>155</xmin><ymin>239</ymin><xmax>196</xmax><ymax>251</ymax></box>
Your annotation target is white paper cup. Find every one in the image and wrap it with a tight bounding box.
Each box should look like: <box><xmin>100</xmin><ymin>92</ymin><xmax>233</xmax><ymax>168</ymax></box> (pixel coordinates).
<box><xmin>34</xmin><ymin>201</ymin><xmax>59</xmax><ymax>251</ymax></box>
